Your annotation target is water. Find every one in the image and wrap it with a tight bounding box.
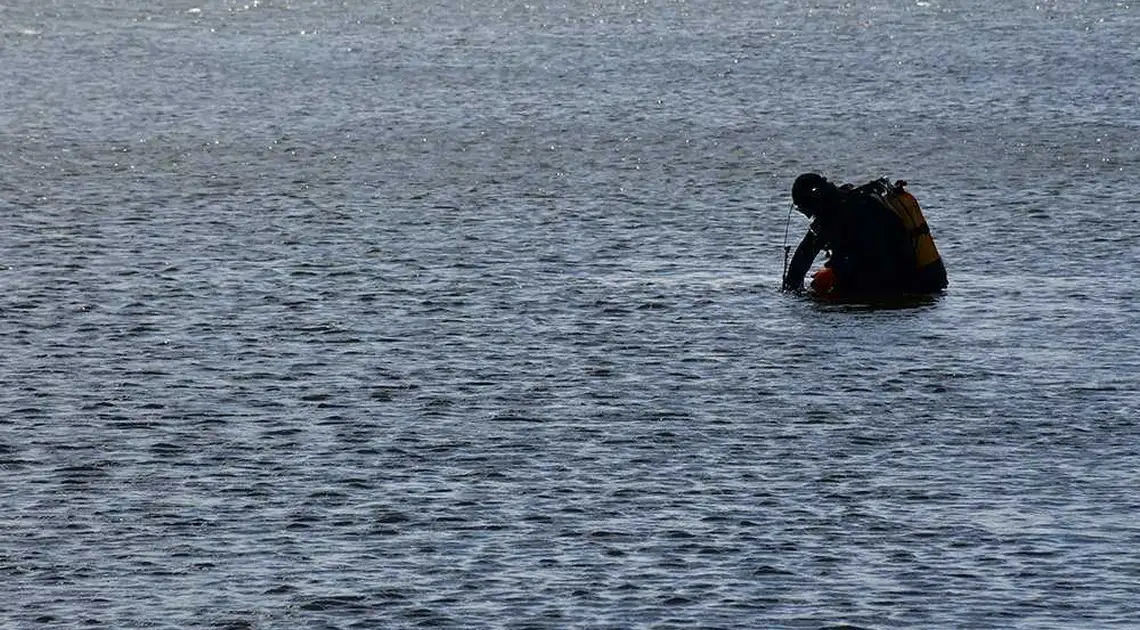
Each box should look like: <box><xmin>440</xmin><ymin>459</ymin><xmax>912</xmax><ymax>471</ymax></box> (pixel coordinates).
<box><xmin>2</xmin><ymin>1</ymin><xmax>1138</xmax><ymax>628</ymax></box>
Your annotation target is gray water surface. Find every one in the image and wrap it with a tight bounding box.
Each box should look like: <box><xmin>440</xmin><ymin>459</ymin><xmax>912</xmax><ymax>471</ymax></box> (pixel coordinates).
<box><xmin>2</xmin><ymin>1</ymin><xmax>1138</xmax><ymax>628</ymax></box>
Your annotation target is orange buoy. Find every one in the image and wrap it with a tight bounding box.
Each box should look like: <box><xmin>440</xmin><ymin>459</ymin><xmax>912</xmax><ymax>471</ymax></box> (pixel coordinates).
<box><xmin>810</xmin><ymin>266</ymin><xmax>835</xmax><ymax>294</ymax></box>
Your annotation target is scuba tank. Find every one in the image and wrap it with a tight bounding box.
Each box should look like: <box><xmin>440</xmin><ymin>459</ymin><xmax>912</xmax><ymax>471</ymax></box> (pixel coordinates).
<box><xmin>861</xmin><ymin>179</ymin><xmax>943</xmax><ymax>272</ymax></box>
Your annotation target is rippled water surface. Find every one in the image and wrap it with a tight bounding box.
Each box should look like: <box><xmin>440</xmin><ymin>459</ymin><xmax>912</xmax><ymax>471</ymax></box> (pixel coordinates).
<box><xmin>2</xmin><ymin>1</ymin><xmax>1138</xmax><ymax>628</ymax></box>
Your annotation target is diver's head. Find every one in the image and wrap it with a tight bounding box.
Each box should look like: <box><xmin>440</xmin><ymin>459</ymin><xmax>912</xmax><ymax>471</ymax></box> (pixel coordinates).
<box><xmin>791</xmin><ymin>172</ymin><xmax>837</xmax><ymax>217</ymax></box>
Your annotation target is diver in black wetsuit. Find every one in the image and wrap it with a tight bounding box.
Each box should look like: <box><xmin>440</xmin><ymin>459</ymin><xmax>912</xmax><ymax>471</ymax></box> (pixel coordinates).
<box><xmin>781</xmin><ymin>173</ymin><xmax>948</xmax><ymax>295</ymax></box>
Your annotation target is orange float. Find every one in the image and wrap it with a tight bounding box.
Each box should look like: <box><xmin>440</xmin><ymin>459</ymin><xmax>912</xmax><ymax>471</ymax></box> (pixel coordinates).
<box><xmin>809</xmin><ymin>266</ymin><xmax>835</xmax><ymax>295</ymax></box>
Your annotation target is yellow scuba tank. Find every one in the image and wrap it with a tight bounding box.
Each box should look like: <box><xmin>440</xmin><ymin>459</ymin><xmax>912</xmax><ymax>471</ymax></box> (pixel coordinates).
<box><xmin>866</xmin><ymin>179</ymin><xmax>942</xmax><ymax>271</ymax></box>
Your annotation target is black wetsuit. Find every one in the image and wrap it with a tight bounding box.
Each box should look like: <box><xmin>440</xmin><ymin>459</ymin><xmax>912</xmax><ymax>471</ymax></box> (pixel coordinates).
<box><xmin>782</xmin><ymin>187</ymin><xmax>918</xmax><ymax>294</ymax></box>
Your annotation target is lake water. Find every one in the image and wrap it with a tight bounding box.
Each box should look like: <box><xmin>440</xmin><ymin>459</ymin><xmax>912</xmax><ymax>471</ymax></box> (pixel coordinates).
<box><xmin>2</xmin><ymin>1</ymin><xmax>1138</xmax><ymax>628</ymax></box>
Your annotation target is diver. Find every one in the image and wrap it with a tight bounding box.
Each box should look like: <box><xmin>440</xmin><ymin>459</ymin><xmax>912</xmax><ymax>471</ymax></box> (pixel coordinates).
<box><xmin>781</xmin><ymin>172</ymin><xmax>948</xmax><ymax>296</ymax></box>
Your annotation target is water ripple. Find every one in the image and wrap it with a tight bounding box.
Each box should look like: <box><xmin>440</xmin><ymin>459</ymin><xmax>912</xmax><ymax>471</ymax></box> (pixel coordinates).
<box><xmin>2</xmin><ymin>1</ymin><xmax>1139</xmax><ymax>628</ymax></box>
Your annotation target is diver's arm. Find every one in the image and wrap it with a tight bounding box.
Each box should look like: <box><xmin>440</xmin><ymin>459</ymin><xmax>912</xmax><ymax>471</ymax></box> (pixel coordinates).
<box><xmin>782</xmin><ymin>230</ymin><xmax>821</xmax><ymax>291</ymax></box>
